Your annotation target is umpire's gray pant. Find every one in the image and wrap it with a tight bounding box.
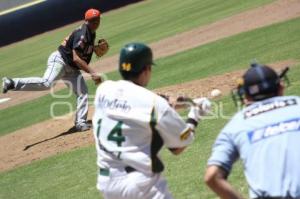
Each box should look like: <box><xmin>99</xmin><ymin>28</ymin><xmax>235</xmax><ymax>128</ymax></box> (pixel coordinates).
<box><xmin>13</xmin><ymin>51</ymin><xmax>88</xmax><ymax>126</ymax></box>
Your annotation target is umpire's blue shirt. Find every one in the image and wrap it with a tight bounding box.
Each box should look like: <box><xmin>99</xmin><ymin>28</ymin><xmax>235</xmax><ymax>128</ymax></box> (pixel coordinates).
<box><xmin>208</xmin><ymin>96</ymin><xmax>300</xmax><ymax>198</ymax></box>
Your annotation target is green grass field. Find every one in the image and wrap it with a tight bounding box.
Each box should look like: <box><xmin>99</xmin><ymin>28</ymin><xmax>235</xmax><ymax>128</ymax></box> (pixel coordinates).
<box><xmin>1</xmin><ymin>67</ymin><xmax>299</xmax><ymax>199</ymax></box>
<box><xmin>1</xmin><ymin>17</ymin><xmax>299</xmax><ymax>136</ymax></box>
<box><xmin>0</xmin><ymin>0</ymin><xmax>273</xmax><ymax>79</ymax></box>
<box><xmin>1</xmin><ymin>0</ymin><xmax>300</xmax><ymax>198</ymax></box>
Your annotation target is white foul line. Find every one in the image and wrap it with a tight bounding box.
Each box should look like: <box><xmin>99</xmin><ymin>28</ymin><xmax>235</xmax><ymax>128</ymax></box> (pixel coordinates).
<box><xmin>0</xmin><ymin>0</ymin><xmax>46</xmax><ymax>16</ymax></box>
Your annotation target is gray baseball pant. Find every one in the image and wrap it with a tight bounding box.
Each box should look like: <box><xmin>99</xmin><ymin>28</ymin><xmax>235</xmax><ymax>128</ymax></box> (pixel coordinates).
<box><xmin>12</xmin><ymin>51</ymin><xmax>89</xmax><ymax>126</ymax></box>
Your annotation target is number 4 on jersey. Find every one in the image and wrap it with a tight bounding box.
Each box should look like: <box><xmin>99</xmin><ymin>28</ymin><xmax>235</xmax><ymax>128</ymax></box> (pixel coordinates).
<box><xmin>108</xmin><ymin>121</ymin><xmax>125</xmax><ymax>146</ymax></box>
<box><xmin>97</xmin><ymin>120</ymin><xmax>126</xmax><ymax>147</ymax></box>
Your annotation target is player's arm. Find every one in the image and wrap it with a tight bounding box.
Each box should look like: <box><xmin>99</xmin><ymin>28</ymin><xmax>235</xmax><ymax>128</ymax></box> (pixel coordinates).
<box><xmin>169</xmin><ymin>147</ymin><xmax>185</xmax><ymax>155</ymax></box>
<box><xmin>72</xmin><ymin>50</ymin><xmax>101</xmax><ymax>84</ymax></box>
<box><xmin>167</xmin><ymin>124</ymin><xmax>194</xmax><ymax>155</ymax></box>
<box><xmin>205</xmin><ymin>132</ymin><xmax>243</xmax><ymax>199</ymax></box>
<box><xmin>155</xmin><ymin>107</ymin><xmax>192</xmax><ymax>156</ymax></box>
<box><xmin>72</xmin><ymin>50</ymin><xmax>94</xmax><ymax>73</ymax></box>
<box><xmin>205</xmin><ymin>166</ymin><xmax>243</xmax><ymax>199</ymax></box>
<box><xmin>155</xmin><ymin>98</ymin><xmax>211</xmax><ymax>156</ymax></box>
<box><xmin>168</xmin><ymin>98</ymin><xmax>211</xmax><ymax>155</ymax></box>
<box><xmin>72</xmin><ymin>50</ymin><xmax>97</xmax><ymax>75</ymax></box>
<box><xmin>71</xmin><ymin>31</ymin><xmax>102</xmax><ymax>84</ymax></box>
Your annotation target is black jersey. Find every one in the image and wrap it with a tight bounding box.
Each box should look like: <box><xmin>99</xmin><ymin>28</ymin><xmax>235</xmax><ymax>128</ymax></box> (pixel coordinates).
<box><xmin>58</xmin><ymin>23</ymin><xmax>95</xmax><ymax>69</ymax></box>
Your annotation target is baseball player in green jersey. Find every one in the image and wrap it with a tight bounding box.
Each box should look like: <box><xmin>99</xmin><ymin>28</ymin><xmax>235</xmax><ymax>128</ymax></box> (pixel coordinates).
<box><xmin>92</xmin><ymin>42</ymin><xmax>211</xmax><ymax>199</ymax></box>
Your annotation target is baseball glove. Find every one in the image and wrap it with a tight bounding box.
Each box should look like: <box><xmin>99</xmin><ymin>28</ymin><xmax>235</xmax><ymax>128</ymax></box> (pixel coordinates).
<box><xmin>94</xmin><ymin>39</ymin><xmax>109</xmax><ymax>57</ymax></box>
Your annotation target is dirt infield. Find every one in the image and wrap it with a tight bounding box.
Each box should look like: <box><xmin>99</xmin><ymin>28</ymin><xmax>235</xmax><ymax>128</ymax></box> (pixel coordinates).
<box><xmin>1</xmin><ymin>0</ymin><xmax>299</xmax><ymax>110</ymax></box>
<box><xmin>154</xmin><ymin>60</ymin><xmax>297</xmax><ymax>107</ymax></box>
<box><xmin>0</xmin><ymin>60</ymin><xmax>296</xmax><ymax>172</ymax></box>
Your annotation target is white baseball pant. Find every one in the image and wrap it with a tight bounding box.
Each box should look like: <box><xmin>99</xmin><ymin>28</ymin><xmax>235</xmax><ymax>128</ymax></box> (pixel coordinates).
<box><xmin>97</xmin><ymin>168</ymin><xmax>173</xmax><ymax>199</ymax></box>
<box><xmin>12</xmin><ymin>51</ymin><xmax>88</xmax><ymax>126</ymax></box>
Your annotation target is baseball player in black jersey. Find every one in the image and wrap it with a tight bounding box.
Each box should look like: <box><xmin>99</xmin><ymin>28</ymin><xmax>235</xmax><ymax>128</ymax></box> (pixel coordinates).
<box><xmin>2</xmin><ymin>8</ymin><xmax>107</xmax><ymax>131</ymax></box>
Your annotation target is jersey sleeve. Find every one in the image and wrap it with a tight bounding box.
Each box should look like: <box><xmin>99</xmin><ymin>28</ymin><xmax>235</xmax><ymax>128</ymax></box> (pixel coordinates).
<box><xmin>207</xmin><ymin>132</ymin><xmax>239</xmax><ymax>173</ymax></box>
<box><xmin>155</xmin><ymin>98</ymin><xmax>194</xmax><ymax>149</ymax></box>
<box><xmin>72</xmin><ymin>31</ymin><xmax>86</xmax><ymax>52</ymax></box>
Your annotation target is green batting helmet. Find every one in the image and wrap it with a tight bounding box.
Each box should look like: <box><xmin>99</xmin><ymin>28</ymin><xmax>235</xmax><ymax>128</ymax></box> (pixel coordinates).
<box><xmin>119</xmin><ymin>43</ymin><xmax>154</xmax><ymax>77</ymax></box>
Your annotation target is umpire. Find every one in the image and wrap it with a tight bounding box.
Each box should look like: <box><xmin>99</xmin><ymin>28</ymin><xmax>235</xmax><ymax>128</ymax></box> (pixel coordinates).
<box><xmin>205</xmin><ymin>63</ymin><xmax>300</xmax><ymax>199</ymax></box>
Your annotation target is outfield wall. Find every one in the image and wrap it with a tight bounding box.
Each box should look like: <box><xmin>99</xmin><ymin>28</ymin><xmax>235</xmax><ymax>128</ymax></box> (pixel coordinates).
<box><xmin>0</xmin><ymin>0</ymin><xmax>143</xmax><ymax>47</ymax></box>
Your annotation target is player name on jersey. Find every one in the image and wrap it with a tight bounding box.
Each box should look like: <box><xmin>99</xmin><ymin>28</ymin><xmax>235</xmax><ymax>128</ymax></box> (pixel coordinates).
<box><xmin>97</xmin><ymin>94</ymin><xmax>132</xmax><ymax>113</ymax></box>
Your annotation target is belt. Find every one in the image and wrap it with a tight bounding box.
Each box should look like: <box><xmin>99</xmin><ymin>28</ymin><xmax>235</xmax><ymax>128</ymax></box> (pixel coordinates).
<box><xmin>100</xmin><ymin>166</ymin><xmax>136</xmax><ymax>176</ymax></box>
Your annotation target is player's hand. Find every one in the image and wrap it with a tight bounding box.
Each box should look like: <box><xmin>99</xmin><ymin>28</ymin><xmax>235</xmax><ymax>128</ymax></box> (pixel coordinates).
<box><xmin>91</xmin><ymin>73</ymin><xmax>102</xmax><ymax>85</ymax></box>
<box><xmin>193</xmin><ymin>97</ymin><xmax>211</xmax><ymax>116</ymax></box>
<box><xmin>188</xmin><ymin>98</ymin><xmax>211</xmax><ymax>122</ymax></box>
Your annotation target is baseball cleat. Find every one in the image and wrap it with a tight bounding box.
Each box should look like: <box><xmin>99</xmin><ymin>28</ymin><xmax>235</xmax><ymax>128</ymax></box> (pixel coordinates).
<box><xmin>75</xmin><ymin>123</ymin><xmax>92</xmax><ymax>132</ymax></box>
<box><xmin>2</xmin><ymin>77</ymin><xmax>15</xmax><ymax>94</ymax></box>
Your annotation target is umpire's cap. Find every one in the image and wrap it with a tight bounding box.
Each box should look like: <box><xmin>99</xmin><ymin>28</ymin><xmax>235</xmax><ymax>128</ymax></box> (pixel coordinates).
<box><xmin>242</xmin><ymin>63</ymin><xmax>280</xmax><ymax>101</ymax></box>
<box><xmin>119</xmin><ymin>43</ymin><xmax>154</xmax><ymax>77</ymax></box>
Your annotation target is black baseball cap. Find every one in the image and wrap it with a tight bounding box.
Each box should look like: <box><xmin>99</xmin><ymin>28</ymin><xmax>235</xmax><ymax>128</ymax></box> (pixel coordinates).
<box><xmin>242</xmin><ymin>63</ymin><xmax>280</xmax><ymax>100</ymax></box>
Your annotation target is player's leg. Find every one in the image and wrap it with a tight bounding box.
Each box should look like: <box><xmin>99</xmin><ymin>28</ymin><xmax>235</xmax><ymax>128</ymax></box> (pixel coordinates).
<box><xmin>131</xmin><ymin>173</ymin><xmax>173</xmax><ymax>199</ymax></box>
<box><xmin>150</xmin><ymin>174</ymin><xmax>174</xmax><ymax>199</ymax></box>
<box><xmin>2</xmin><ymin>51</ymin><xmax>65</xmax><ymax>93</ymax></box>
<box><xmin>99</xmin><ymin>172</ymin><xmax>173</xmax><ymax>199</ymax></box>
<box><xmin>62</xmin><ymin>70</ymin><xmax>90</xmax><ymax>131</ymax></box>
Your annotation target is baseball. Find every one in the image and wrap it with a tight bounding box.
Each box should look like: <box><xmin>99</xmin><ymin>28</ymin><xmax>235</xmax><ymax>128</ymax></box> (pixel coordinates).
<box><xmin>210</xmin><ymin>89</ymin><xmax>221</xmax><ymax>97</ymax></box>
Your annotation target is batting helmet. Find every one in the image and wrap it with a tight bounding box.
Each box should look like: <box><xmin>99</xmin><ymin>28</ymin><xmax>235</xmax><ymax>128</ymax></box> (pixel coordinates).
<box><xmin>119</xmin><ymin>42</ymin><xmax>154</xmax><ymax>79</ymax></box>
